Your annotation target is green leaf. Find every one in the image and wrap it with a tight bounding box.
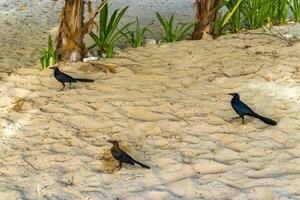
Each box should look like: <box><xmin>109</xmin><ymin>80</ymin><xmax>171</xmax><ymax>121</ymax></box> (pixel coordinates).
<box><xmin>176</xmin><ymin>23</ymin><xmax>194</xmax><ymax>41</ymax></box>
<box><xmin>89</xmin><ymin>32</ymin><xmax>103</xmax><ymax>52</ymax></box>
<box><xmin>100</xmin><ymin>3</ymin><xmax>108</xmax><ymax>36</ymax></box>
<box><xmin>156</xmin><ymin>12</ymin><xmax>168</xmax><ymax>33</ymax></box>
<box><xmin>222</xmin><ymin>0</ymin><xmax>242</xmax><ymax>27</ymax></box>
<box><xmin>40</xmin><ymin>49</ymin><xmax>49</xmax><ymax>69</ymax></box>
<box><xmin>110</xmin><ymin>21</ymin><xmax>134</xmax><ymax>44</ymax></box>
<box><xmin>168</xmin><ymin>14</ymin><xmax>174</xmax><ymax>35</ymax></box>
<box><xmin>90</xmin><ymin>5</ymin><xmax>130</xmax><ymax>55</ymax></box>
<box><xmin>88</xmin><ymin>43</ymin><xmax>98</xmax><ymax>50</ymax></box>
<box><xmin>157</xmin><ymin>11</ymin><xmax>193</xmax><ymax>42</ymax></box>
<box><xmin>105</xmin><ymin>6</ymin><xmax>129</xmax><ymax>44</ymax></box>
<box><xmin>106</xmin><ymin>9</ymin><xmax>119</xmax><ymax>39</ymax></box>
<box><xmin>136</xmin><ymin>17</ymin><xmax>140</xmax><ymax>37</ymax></box>
<box><xmin>106</xmin><ymin>45</ymin><xmax>113</xmax><ymax>58</ymax></box>
<box><xmin>121</xmin><ymin>17</ymin><xmax>150</xmax><ymax>48</ymax></box>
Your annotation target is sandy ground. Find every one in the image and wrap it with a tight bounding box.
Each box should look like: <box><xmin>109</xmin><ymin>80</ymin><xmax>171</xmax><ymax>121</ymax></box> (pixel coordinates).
<box><xmin>1</xmin><ymin>23</ymin><xmax>300</xmax><ymax>199</ymax></box>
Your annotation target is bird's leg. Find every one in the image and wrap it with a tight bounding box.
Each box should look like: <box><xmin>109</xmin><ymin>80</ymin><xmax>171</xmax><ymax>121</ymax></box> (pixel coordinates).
<box><xmin>241</xmin><ymin>116</ymin><xmax>245</xmax><ymax>124</ymax></box>
<box><xmin>69</xmin><ymin>82</ymin><xmax>72</xmax><ymax>89</ymax></box>
<box><xmin>59</xmin><ymin>82</ymin><xmax>65</xmax><ymax>91</ymax></box>
<box><xmin>117</xmin><ymin>162</ymin><xmax>122</xmax><ymax>170</ymax></box>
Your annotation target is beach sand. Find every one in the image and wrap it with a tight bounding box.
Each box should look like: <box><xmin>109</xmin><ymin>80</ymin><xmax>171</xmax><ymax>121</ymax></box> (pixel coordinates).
<box><xmin>1</xmin><ymin>23</ymin><xmax>300</xmax><ymax>199</ymax></box>
<box><xmin>0</xmin><ymin>0</ymin><xmax>194</xmax><ymax>72</ymax></box>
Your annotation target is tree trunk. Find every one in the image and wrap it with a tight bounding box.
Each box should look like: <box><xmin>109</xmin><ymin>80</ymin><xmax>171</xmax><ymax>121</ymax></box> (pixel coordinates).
<box><xmin>56</xmin><ymin>0</ymin><xmax>86</xmax><ymax>62</ymax></box>
<box><xmin>192</xmin><ymin>0</ymin><xmax>222</xmax><ymax>40</ymax></box>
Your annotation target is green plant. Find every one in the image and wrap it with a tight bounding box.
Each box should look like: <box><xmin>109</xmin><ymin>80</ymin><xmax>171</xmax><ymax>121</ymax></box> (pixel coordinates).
<box><xmin>121</xmin><ymin>17</ymin><xmax>151</xmax><ymax>48</ymax></box>
<box><xmin>40</xmin><ymin>35</ymin><xmax>56</xmax><ymax>69</ymax></box>
<box><xmin>156</xmin><ymin>12</ymin><xmax>194</xmax><ymax>42</ymax></box>
<box><xmin>272</xmin><ymin>0</ymin><xmax>289</xmax><ymax>24</ymax></box>
<box><xmin>225</xmin><ymin>0</ymin><xmax>243</xmax><ymax>32</ymax></box>
<box><xmin>89</xmin><ymin>4</ymin><xmax>132</xmax><ymax>58</ymax></box>
<box><xmin>241</xmin><ymin>0</ymin><xmax>274</xmax><ymax>29</ymax></box>
<box><xmin>289</xmin><ymin>0</ymin><xmax>300</xmax><ymax>22</ymax></box>
<box><xmin>215</xmin><ymin>0</ymin><xmax>243</xmax><ymax>35</ymax></box>
<box><xmin>215</xmin><ymin>12</ymin><xmax>228</xmax><ymax>35</ymax></box>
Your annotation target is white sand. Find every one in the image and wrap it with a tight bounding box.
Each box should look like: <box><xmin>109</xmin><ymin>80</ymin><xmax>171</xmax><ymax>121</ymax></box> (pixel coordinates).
<box><xmin>1</xmin><ymin>24</ymin><xmax>300</xmax><ymax>199</ymax></box>
<box><xmin>0</xmin><ymin>0</ymin><xmax>195</xmax><ymax>72</ymax></box>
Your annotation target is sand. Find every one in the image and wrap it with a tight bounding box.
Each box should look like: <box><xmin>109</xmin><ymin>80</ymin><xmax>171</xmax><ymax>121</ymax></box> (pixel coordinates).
<box><xmin>1</xmin><ymin>22</ymin><xmax>300</xmax><ymax>199</ymax></box>
<box><xmin>0</xmin><ymin>0</ymin><xmax>195</xmax><ymax>72</ymax></box>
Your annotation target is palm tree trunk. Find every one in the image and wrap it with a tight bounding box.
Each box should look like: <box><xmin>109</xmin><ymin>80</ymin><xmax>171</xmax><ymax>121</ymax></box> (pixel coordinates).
<box><xmin>192</xmin><ymin>0</ymin><xmax>222</xmax><ymax>39</ymax></box>
<box><xmin>56</xmin><ymin>0</ymin><xmax>86</xmax><ymax>62</ymax></box>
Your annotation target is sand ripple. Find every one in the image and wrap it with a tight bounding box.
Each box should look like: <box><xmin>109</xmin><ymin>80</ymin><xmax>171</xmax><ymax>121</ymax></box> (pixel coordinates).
<box><xmin>1</xmin><ymin>31</ymin><xmax>300</xmax><ymax>199</ymax></box>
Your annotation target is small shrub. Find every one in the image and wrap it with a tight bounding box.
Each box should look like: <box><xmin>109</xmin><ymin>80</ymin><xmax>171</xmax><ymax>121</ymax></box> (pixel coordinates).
<box><xmin>241</xmin><ymin>0</ymin><xmax>274</xmax><ymax>30</ymax></box>
<box><xmin>40</xmin><ymin>35</ymin><xmax>56</xmax><ymax>69</ymax></box>
<box><xmin>289</xmin><ymin>0</ymin><xmax>300</xmax><ymax>22</ymax></box>
<box><xmin>226</xmin><ymin>0</ymin><xmax>243</xmax><ymax>32</ymax></box>
<box><xmin>215</xmin><ymin>0</ymin><xmax>243</xmax><ymax>35</ymax></box>
<box><xmin>122</xmin><ymin>17</ymin><xmax>151</xmax><ymax>48</ymax></box>
<box><xmin>156</xmin><ymin>12</ymin><xmax>194</xmax><ymax>42</ymax></box>
<box><xmin>272</xmin><ymin>0</ymin><xmax>289</xmax><ymax>24</ymax></box>
<box><xmin>89</xmin><ymin>4</ymin><xmax>132</xmax><ymax>58</ymax></box>
<box><xmin>215</xmin><ymin>12</ymin><xmax>228</xmax><ymax>36</ymax></box>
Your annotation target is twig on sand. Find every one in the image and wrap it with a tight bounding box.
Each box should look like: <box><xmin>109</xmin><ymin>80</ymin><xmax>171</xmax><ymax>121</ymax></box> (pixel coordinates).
<box><xmin>267</xmin><ymin>26</ymin><xmax>292</xmax><ymax>45</ymax></box>
<box><xmin>213</xmin><ymin>64</ymin><xmax>264</xmax><ymax>78</ymax></box>
<box><xmin>22</xmin><ymin>156</ymin><xmax>39</xmax><ymax>170</ymax></box>
<box><xmin>244</xmin><ymin>26</ymin><xmax>300</xmax><ymax>46</ymax></box>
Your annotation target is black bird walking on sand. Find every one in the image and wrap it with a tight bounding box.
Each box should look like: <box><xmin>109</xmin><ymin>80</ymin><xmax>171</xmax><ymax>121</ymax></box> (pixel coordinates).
<box><xmin>229</xmin><ymin>93</ymin><xmax>277</xmax><ymax>125</ymax></box>
<box><xmin>50</xmin><ymin>66</ymin><xmax>94</xmax><ymax>91</ymax></box>
<box><xmin>107</xmin><ymin>140</ymin><xmax>150</xmax><ymax>170</ymax></box>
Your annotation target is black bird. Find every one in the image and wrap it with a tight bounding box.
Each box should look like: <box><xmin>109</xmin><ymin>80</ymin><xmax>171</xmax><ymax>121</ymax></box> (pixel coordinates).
<box><xmin>50</xmin><ymin>66</ymin><xmax>94</xmax><ymax>91</ymax></box>
<box><xmin>229</xmin><ymin>93</ymin><xmax>277</xmax><ymax>125</ymax></box>
<box><xmin>107</xmin><ymin>140</ymin><xmax>150</xmax><ymax>170</ymax></box>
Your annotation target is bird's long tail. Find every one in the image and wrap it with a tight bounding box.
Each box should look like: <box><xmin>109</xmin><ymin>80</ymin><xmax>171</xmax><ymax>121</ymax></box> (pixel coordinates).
<box><xmin>75</xmin><ymin>78</ymin><xmax>94</xmax><ymax>82</ymax></box>
<box><xmin>133</xmin><ymin>160</ymin><xmax>150</xmax><ymax>169</ymax></box>
<box><xmin>250</xmin><ymin>113</ymin><xmax>277</xmax><ymax>125</ymax></box>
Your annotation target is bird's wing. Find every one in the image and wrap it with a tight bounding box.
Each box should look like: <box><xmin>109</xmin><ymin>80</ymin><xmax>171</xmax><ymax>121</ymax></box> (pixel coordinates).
<box><xmin>56</xmin><ymin>71</ymin><xmax>76</xmax><ymax>82</ymax></box>
<box><xmin>113</xmin><ymin>149</ymin><xmax>135</xmax><ymax>165</ymax></box>
<box><xmin>235</xmin><ymin>100</ymin><xmax>256</xmax><ymax>114</ymax></box>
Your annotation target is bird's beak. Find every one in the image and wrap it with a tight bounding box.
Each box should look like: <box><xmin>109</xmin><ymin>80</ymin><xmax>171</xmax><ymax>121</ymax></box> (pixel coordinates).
<box><xmin>228</xmin><ymin>93</ymin><xmax>235</xmax><ymax>96</ymax></box>
<box><xmin>107</xmin><ymin>140</ymin><xmax>113</xmax><ymax>144</ymax></box>
<box><xmin>49</xmin><ymin>67</ymin><xmax>55</xmax><ymax>69</ymax></box>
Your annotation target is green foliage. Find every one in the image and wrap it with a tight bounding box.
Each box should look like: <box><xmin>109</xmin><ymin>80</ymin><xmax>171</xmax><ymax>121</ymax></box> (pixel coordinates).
<box><xmin>156</xmin><ymin>12</ymin><xmax>194</xmax><ymax>42</ymax></box>
<box><xmin>225</xmin><ymin>0</ymin><xmax>243</xmax><ymax>32</ymax></box>
<box><xmin>215</xmin><ymin>0</ymin><xmax>243</xmax><ymax>35</ymax></box>
<box><xmin>241</xmin><ymin>0</ymin><xmax>274</xmax><ymax>29</ymax></box>
<box><xmin>89</xmin><ymin>4</ymin><xmax>132</xmax><ymax>58</ymax></box>
<box><xmin>289</xmin><ymin>0</ymin><xmax>300</xmax><ymax>22</ymax></box>
<box><xmin>121</xmin><ymin>17</ymin><xmax>151</xmax><ymax>48</ymax></box>
<box><xmin>216</xmin><ymin>0</ymin><xmax>294</xmax><ymax>35</ymax></box>
<box><xmin>214</xmin><ymin>0</ymin><xmax>243</xmax><ymax>36</ymax></box>
<box><xmin>215</xmin><ymin>12</ymin><xmax>228</xmax><ymax>36</ymax></box>
<box><xmin>272</xmin><ymin>0</ymin><xmax>289</xmax><ymax>24</ymax></box>
<box><xmin>40</xmin><ymin>35</ymin><xmax>56</xmax><ymax>69</ymax></box>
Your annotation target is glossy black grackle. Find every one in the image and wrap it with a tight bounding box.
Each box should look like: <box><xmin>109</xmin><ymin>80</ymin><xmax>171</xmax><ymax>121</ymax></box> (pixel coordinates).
<box><xmin>50</xmin><ymin>66</ymin><xmax>94</xmax><ymax>91</ymax></box>
<box><xmin>229</xmin><ymin>93</ymin><xmax>277</xmax><ymax>125</ymax></box>
<box><xmin>108</xmin><ymin>140</ymin><xmax>150</xmax><ymax>170</ymax></box>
